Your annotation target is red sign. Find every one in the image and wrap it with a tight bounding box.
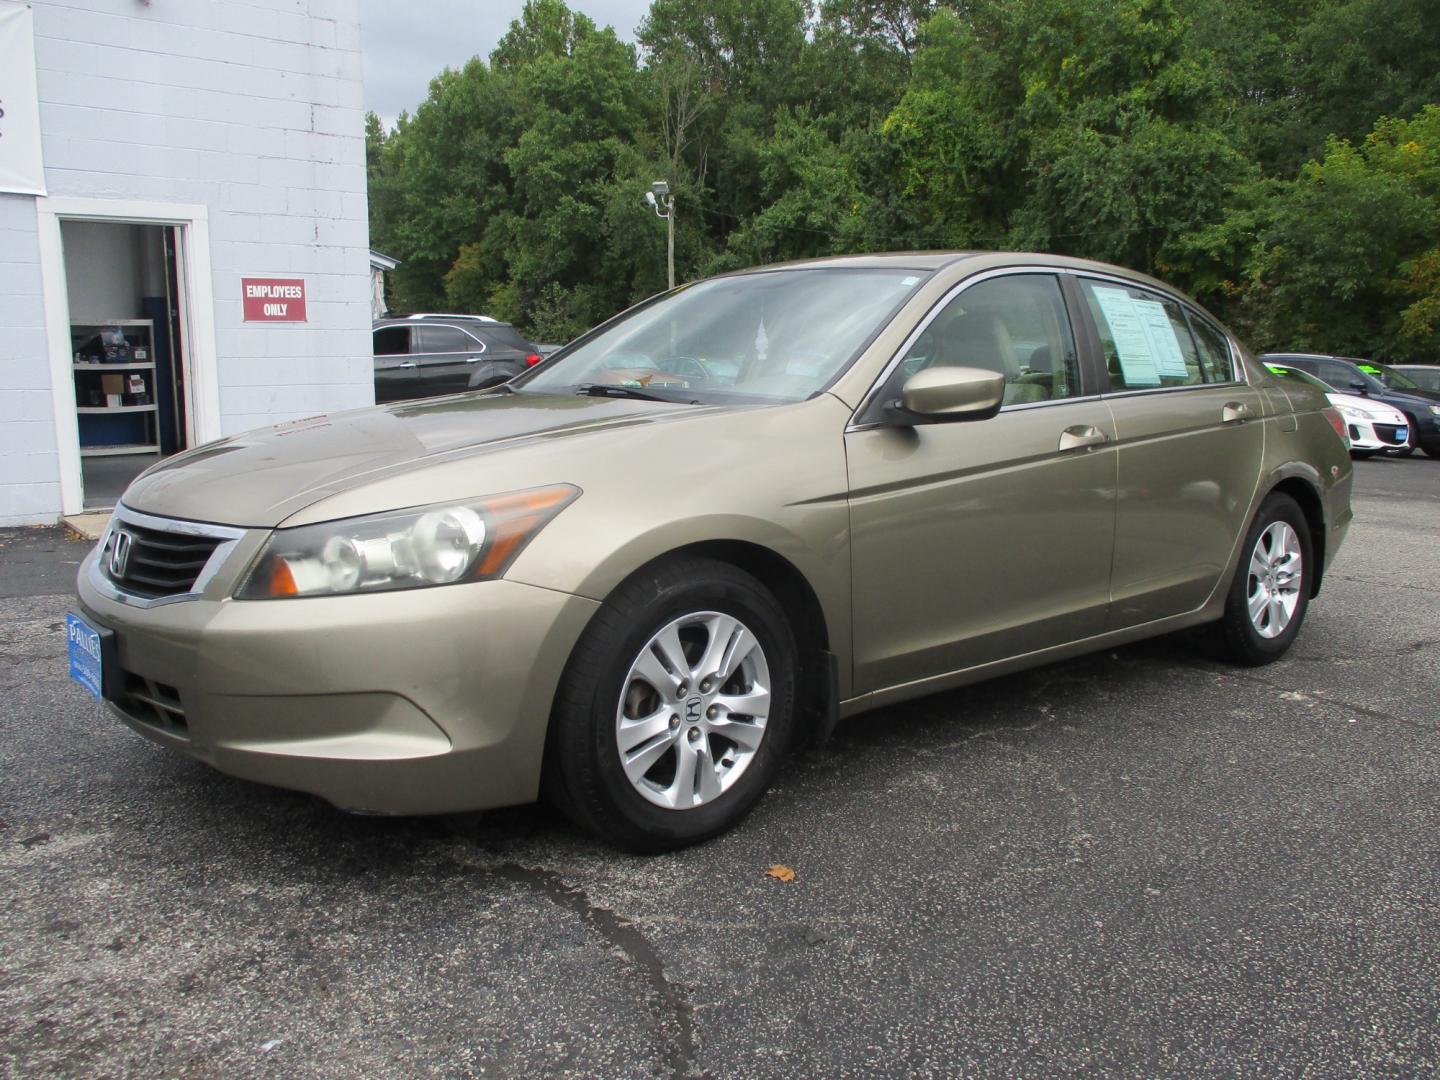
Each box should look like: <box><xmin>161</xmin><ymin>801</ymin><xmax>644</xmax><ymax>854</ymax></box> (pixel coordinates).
<box><xmin>242</xmin><ymin>277</ymin><xmax>307</xmax><ymax>322</ymax></box>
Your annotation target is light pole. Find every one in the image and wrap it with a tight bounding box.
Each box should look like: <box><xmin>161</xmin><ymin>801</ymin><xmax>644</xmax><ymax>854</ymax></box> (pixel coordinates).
<box><xmin>644</xmin><ymin>180</ymin><xmax>675</xmax><ymax>290</ymax></box>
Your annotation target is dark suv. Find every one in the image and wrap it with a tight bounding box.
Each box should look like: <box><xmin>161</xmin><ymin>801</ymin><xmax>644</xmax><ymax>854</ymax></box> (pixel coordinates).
<box><xmin>1264</xmin><ymin>353</ymin><xmax>1440</xmax><ymax>458</ymax></box>
<box><xmin>372</xmin><ymin>315</ymin><xmax>542</xmax><ymax>402</ymax></box>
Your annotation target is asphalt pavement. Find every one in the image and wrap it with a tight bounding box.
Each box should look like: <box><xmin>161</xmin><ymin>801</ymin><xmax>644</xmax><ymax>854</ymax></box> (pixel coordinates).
<box><xmin>2</xmin><ymin>457</ymin><xmax>1438</xmax><ymax>1078</ymax></box>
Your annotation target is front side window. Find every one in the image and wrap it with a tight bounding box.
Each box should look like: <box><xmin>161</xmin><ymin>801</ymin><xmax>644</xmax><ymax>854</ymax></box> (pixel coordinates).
<box><xmin>373</xmin><ymin>326</ymin><xmax>410</xmax><ymax>356</ymax></box>
<box><xmin>1079</xmin><ymin>279</ymin><xmax>1209</xmax><ymax>391</ymax></box>
<box><xmin>518</xmin><ymin>268</ymin><xmax>930</xmax><ymax>404</ymax></box>
<box><xmin>892</xmin><ymin>274</ymin><xmax>1081</xmax><ymax>405</ymax></box>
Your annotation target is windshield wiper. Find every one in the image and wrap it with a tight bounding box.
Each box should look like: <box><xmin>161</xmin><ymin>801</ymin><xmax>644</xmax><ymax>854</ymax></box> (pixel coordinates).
<box><xmin>575</xmin><ymin>383</ymin><xmax>687</xmax><ymax>403</ymax></box>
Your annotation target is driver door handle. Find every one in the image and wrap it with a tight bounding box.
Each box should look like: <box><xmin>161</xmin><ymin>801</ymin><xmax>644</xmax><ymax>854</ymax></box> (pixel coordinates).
<box><xmin>1058</xmin><ymin>425</ymin><xmax>1110</xmax><ymax>451</ymax></box>
<box><xmin>398</xmin><ymin>361</ymin><xmax>418</xmax><ymax>369</ymax></box>
<box><xmin>1222</xmin><ymin>401</ymin><xmax>1254</xmax><ymax>423</ymax></box>
<box><xmin>465</xmin><ymin>355</ymin><xmax>481</xmax><ymax>363</ymax></box>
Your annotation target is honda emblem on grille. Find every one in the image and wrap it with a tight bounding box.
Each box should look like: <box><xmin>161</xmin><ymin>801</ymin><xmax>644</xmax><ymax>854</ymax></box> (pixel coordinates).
<box><xmin>108</xmin><ymin>529</ymin><xmax>133</xmax><ymax>579</ymax></box>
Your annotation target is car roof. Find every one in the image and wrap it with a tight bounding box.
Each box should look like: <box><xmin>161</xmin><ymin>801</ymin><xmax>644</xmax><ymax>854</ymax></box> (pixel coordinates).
<box><xmin>724</xmin><ymin>250</ymin><xmax>1204</xmax><ymax>304</ymax></box>
<box><xmin>374</xmin><ymin>314</ymin><xmax>519</xmax><ymax>330</ymax></box>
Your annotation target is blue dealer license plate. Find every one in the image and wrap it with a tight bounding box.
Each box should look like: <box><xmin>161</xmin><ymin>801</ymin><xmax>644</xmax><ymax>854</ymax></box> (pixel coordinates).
<box><xmin>66</xmin><ymin>612</ymin><xmax>105</xmax><ymax>701</ymax></box>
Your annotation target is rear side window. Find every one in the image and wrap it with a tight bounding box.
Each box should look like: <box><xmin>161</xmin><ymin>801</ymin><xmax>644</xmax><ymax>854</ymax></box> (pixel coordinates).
<box><xmin>417</xmin><ymin>325</ymin><xmax>479</xmax><ymax>353</ymax></box>
<box><xmin>1187</xmin><ymin>314</ymin><xmax>1236</xmax><ymax>382</ymax></box>
<box><xmin>479</xmin><ymin>325</ymin><xmax>533</xmax><ymax>351</ymax></box>
<box><xmin>373</xmin><ymin>326</ymin><xmax>410</xmax><ymax>355</ymax></box>
<box><xmin>1079</xmin><ymin>279</ymin><xmax>1208</xmax><ymax>390</ymax></box>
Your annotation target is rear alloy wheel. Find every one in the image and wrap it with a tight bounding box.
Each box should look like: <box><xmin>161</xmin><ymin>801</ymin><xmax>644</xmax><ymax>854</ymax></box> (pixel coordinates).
<box><xmin>1211</xmin><ymin>492</ymin><xmax>1312</xmax><ymax>665</ymax></box>
<box><xmin>546</xmin><ymin>558</ymin><xmax>796</xmax><ymax>852</ymax></box>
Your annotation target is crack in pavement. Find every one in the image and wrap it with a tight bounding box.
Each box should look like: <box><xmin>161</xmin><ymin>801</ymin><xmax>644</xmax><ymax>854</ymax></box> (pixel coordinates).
<box><xmin>1328</xmin><ymin>572</ymin><xmax>1440</xmax><ymax>595</ymax></box>
<box><xmin>1179</xmin><ymin>660</ymin><xmax>1439</xmax><ymax>734</ymax></box>
<box><xmin>492</xmin><ymin>863</ymin><xmax>701</xmax><ymax>1080</ymax></box>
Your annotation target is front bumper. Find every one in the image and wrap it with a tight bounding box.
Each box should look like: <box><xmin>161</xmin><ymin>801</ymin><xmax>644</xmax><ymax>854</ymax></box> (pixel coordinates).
<box><xmin>77</xmin><ymin>546</ymin><xmax>598</xmax><ymax>815</ymax></box>
<box><xmin>1346</xmin><ymin>417</ymin><xmax>1409</xmax><ymax>452</ymax></box>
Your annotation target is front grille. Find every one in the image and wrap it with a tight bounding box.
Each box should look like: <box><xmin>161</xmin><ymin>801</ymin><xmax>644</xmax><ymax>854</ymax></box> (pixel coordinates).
<box><xmin>1373</xmin><ymin>423</ymin><xmax>1406</xmax><ymax>445</ymax></box>
<box><xmin>118</xmin><ymin>669</ymin><xmax>188</xmax><ymax>736</ymax></box>
<box><xmin>103</xmin><ymin>522</ymin><xmax>222</xmax><ymax>598</ymax></box>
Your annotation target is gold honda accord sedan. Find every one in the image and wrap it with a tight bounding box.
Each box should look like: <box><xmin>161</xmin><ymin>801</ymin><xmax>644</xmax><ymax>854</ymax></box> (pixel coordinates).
<box><xmin>71</xmin><ymin>253</ymin><xmax>1352</xmax><ymax>851</ymax></box>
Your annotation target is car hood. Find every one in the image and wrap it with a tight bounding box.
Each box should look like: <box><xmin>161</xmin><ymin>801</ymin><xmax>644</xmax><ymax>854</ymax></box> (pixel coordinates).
<box><xmin>122</xmin><ymin>391</ymin><xmax>721</xmax><ymax>528</ymax></box>
<box><xmin>1377</xmin><ymin>386</ymin><xmax>1440</xmax><ymax>409</ymax></box>
<box><xmin>1328</xmin><ymin>392</ymin><xmax>1404</xmax><ymax>421</ymax></box>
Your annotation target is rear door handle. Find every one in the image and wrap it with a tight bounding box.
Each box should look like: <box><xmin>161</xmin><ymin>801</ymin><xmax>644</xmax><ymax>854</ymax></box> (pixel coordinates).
<box><xmin>1058</xmin><ymin>425</ymin><xmax>1110</xmax><ymax>451</ymax></box>
<box><xmin>398</xmin><ymin>361</ymin><xmax>418</xmax><ymax>369</ymax></box>
<box><xmin>1222</xmin><ymin>401</ymin><xmax>1254</xmax><ymax>423</ymax></box>
<box><xmin>465</xmin><ymin>355</ymin><xmax>482</xmax><ymax>363</ymax></box>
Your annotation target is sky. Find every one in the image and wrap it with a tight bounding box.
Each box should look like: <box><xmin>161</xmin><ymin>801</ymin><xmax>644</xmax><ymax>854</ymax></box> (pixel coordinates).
<box><xmin>360</xmin><ymin>0</ymin><xmax>654</xmax><ymax>128</ymax></box>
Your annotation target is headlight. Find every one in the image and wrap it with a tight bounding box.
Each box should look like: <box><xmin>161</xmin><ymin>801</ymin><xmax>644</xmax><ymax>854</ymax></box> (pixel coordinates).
<box><xmin>236</xmin><ymin>484</ymin><xmax>579</xmax><ymax>599</ymax></box>
<box><xmin>1429</xmin><ymin>405</ymin><xmax>1440</xmax><ymax>417</ymax></box>
<box><xmin>1333</xmin><ymin>403</ymin><xmax>1368</xmax><ymax>421</ymax></box>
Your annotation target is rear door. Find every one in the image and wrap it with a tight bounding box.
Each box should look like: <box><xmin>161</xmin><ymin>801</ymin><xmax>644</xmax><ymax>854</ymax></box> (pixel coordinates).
<box><xmin>372</xmin><ymin>325</ymin><xmax>419</xmax><ymax>402</ymax></box>
<box><xmin>415</xmin><ymin>323</ymin><xmax>486</xmax><ymax>396</ymax></box>
<box><xmin>845</xmin><ymin>271</ymin><xmax>1118</xmax><ymax>693</ymax></box>
<box><xmin>1072</xmin><ymin>276</ymin><xmax>1265</xmax><ymax>629</ymax></box>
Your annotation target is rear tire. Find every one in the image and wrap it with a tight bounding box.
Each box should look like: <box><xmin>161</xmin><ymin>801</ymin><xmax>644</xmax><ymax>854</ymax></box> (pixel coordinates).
<box><xmin>544</xmin><ymin>558</ymin><xmax>797</xmax><ymax>853</ymax></box>
<box><xmin>1209</xmin><ymin>493</ymin><xmax>1312</xmax><ymax>666</ymax></box>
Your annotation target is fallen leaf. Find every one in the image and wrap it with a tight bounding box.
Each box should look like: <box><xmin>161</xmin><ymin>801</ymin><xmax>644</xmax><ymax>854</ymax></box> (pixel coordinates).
<box><xmin>765</xmin><ymin>864</ymin><xmax>796</xmax><ymax>883</ymax></box>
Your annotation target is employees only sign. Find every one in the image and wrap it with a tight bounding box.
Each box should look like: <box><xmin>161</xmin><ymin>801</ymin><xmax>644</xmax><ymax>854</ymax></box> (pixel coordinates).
<box><xmin>242</xmin><ymin>277</ymin><xmax>308</xmax><ymax>322</ymax></box>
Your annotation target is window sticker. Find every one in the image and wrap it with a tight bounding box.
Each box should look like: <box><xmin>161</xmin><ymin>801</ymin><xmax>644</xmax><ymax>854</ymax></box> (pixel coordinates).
<box><xmin>1132</xmin><ymin>299</ymin><xmax>1189</xmax><ymax>378</ymax></box>
<box><xmin>1092</xmin><ymin>287</ymin><xmax>1161</xmax><ymax>386</ymax></box>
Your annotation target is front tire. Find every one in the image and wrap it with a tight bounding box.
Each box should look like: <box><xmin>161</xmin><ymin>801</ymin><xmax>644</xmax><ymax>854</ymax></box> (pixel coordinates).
<box><xmin>1210</xmin><ymin>493</ymin><xmax>1312</xmax><ymax>666</ymax></box>
<box><xmin>545</xmin><ymin>558</ymin><xmax>797</xmax><ymax>853</ymax></box>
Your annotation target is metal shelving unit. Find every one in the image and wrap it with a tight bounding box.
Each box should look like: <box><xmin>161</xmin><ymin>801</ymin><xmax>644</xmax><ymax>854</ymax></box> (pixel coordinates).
<box><xmin>71</xmin><ymin>319</ymin><xmax>161</xmax><ymax>459</ymax></box>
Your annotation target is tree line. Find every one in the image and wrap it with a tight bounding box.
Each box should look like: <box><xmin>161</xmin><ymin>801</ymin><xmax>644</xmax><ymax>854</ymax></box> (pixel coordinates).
<box><xmin>366</xmin><ymin>0</ymin><xmax>1440</xmax><ymax>361</ymax></box>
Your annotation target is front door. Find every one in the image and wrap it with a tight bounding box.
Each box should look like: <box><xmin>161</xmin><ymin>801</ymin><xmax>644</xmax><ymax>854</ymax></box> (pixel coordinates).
<box><xmin>846</xmin><ymin>273</ymin><xmax>1117</xmax><ymax>694</ymax></box>
<box><xmin>373</xmin><ymin>325</ymin><xmax>420</xmax><ymax>402</ymax></box>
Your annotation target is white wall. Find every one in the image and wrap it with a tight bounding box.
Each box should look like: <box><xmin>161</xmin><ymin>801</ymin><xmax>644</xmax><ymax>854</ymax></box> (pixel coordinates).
<box><xmin>0</xmin><ymin>0</ymin><xmax>372</xmax><ymax>525</ymax></box>
<box><xmin>0</xmin><ymin>194</ymin><xmax>61</xmax><ymax>524</ymax></box>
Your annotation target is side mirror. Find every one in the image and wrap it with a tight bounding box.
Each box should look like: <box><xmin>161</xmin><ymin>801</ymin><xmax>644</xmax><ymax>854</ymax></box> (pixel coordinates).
<box><xmin>890</xmin><ymin>366</ymin><xmax>1006</xmax><ymax>424</ymax></box>
<box><xmin>1349</xmin><ymin>380</ymin><xmax>1368</xmax><ymax>394</ymax></box>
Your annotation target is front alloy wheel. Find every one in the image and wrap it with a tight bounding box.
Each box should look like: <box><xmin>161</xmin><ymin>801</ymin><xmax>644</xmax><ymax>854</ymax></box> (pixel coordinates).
<box><xmin>617</xmin><ymin>612</ymin><xmax>771</xmax><ymax>810</ymax></box>
<box><xmin>546</xmin><ymin>558</ymin><xmax>797</xmax><ymax>852</ymax></box>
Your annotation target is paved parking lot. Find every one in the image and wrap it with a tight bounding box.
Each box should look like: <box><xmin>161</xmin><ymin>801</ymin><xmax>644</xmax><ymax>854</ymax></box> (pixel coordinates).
<box><xmin>2</xmin><ymin>457</ymin><xmax>1438</xmax><ymax>1078</ymax></box>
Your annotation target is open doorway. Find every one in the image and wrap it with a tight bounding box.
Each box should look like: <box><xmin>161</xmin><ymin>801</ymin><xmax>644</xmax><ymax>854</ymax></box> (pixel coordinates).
<box><xmin>60</xmin><ymin>220</ymin><xmax>191</xmax><ymax>509</ymax></box>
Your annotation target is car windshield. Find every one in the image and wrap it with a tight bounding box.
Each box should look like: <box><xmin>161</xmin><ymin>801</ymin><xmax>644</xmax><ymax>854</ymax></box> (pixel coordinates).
<box><xmin>1355</xmin><ymin>361</ymin><xmax>1420</xmax><ymax>390</ymax></box>
<box><xmin>516</xmin><ymin>267</ymin><xmax>930</xmax><ymax>403</ymax></box>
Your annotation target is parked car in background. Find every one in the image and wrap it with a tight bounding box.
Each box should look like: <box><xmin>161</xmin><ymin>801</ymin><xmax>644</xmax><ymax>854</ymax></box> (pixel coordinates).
<box><xmin>74</xmin><ymin>253</ymin><xmax>1352</xmax><ymax>852</ymax></box>
<box><xmin>373</xmin><ymin>314</ymin><xmax>543</xmax><ymax>402</ymax></box>
<box><xmin>1265</xmin><ymin>362</ymin><xmax>1410</xmax><ymax>457</ymax></box>
<box><xmin>1391</xmin><ymin>365</ymin><xmax>1440</xmax><ymax>393</ymax></box>
<box><xmin>1264</xmin><ymin>353</ymin><xmax>1440</xmax><ymax>458</ymax></box>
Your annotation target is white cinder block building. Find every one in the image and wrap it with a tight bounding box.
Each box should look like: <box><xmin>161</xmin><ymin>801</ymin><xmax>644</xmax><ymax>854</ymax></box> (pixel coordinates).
<box><xmin>0</xmin><ymin>0</ymin><xmax>373</xmax><ymax>524</ymax></box>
